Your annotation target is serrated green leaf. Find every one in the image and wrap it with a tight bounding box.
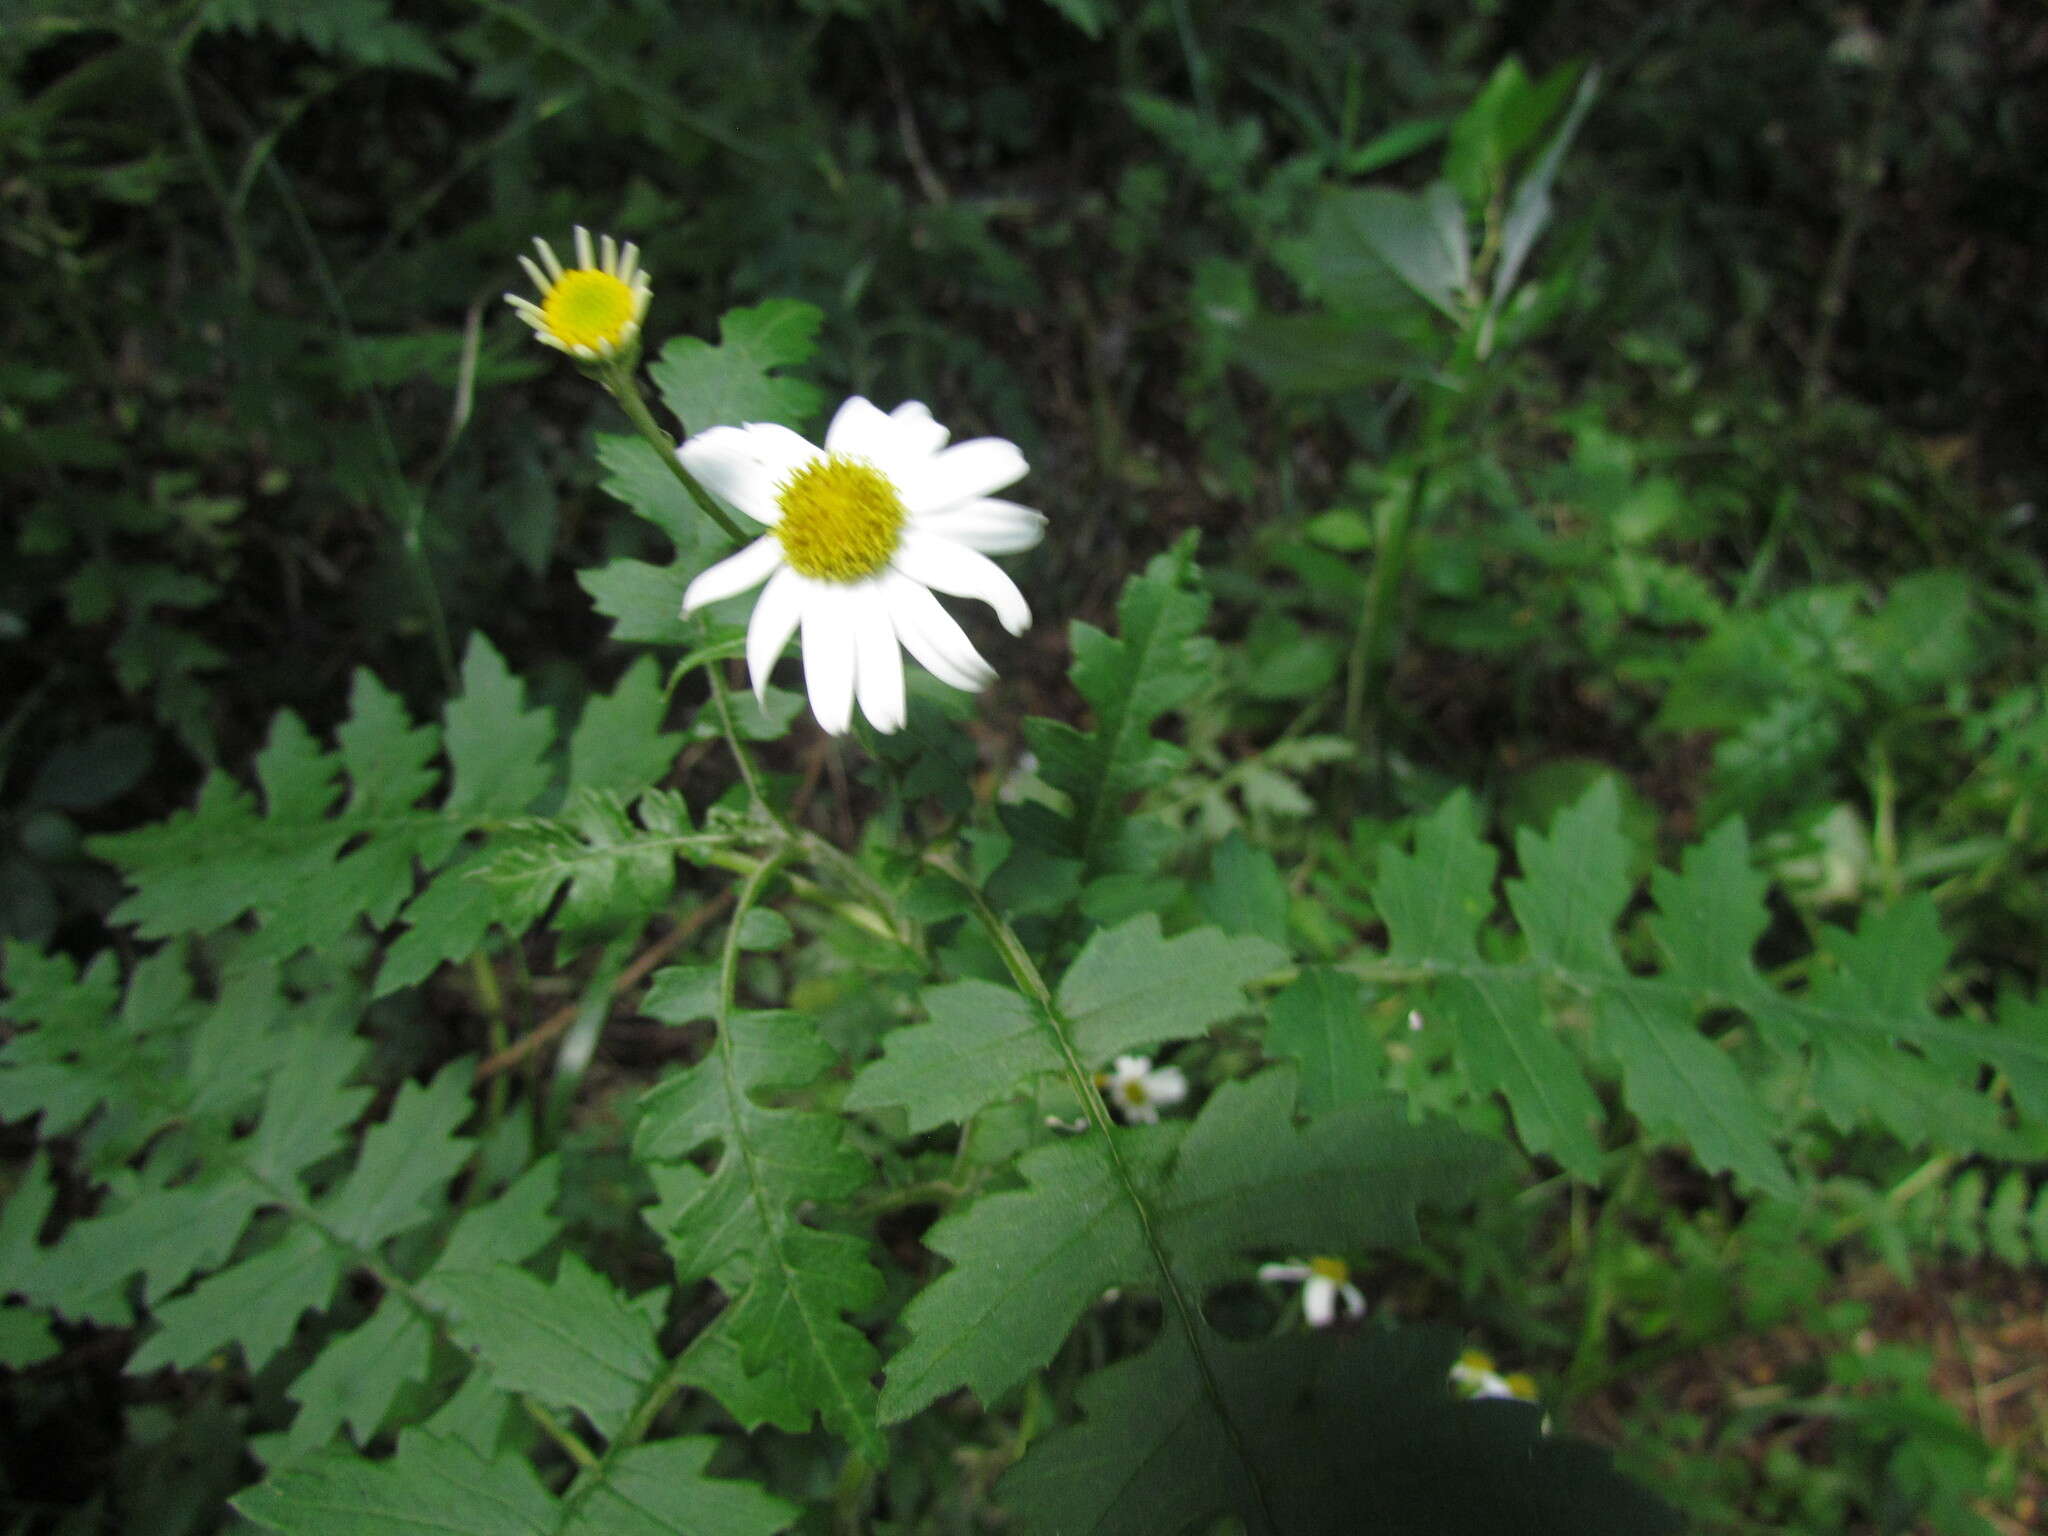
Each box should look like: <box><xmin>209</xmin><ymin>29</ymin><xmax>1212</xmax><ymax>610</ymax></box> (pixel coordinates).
<box><xmin>579</xmin><ymin>558</ymin><xmax>696</xmax><ymax>646</ymax></box>
<box><xmin>1197</xmin><ymin>832</ymin><xmax>1290</xmax><ymax>946</ymax></box>
<box><xmin>322</xmin><ymin>1061</ymin><xmax>475</xmax><ymax>1249</ymax></box>
<box><xmin>844</xmin><ymin>979</ymin><xmax>1048</xmax><ymax>1132</ymax></box>
<box><xmin>376</xmin><ymin>853</ymin><xmax>504</xmax><ymax>997</ymax></box>
<box><xmin>1023</xmin><ymin>538</ymin><xmax>1215</xmax><ymax>873</ymax></box>
<box><xmin>664</xmin><ymin>1305</ymin><xmax>812</xmax><ymax>1438</ymax></box>
<box><xmin>0</xmin><ymin>1304</ymin><xmax>59</xmax><ymax>1367</ymax></box>
<box><xmin>635</xmin><ymin>998</ymin><xmax>882</xmax><ymax>1460</ymax></box>
<box><xmin>423</xmin><ymin>1254</ymin><xmax>662</xmax><ymax>1441</ymax></box>
<box><xmin>881</xmin><ymin>1066</ymin><xmax>1495</xmax><ymax>1422</ymax></box>
<box><xmin>567</xmin><ymin>657</ymin><xmax>681</xmax><ymax>797</ymax></box>
<box><xmin>1594</xmin><ymin>987</ymin><xmax>1792</xmax><ymax>1198</ymax></box>
<box><xmin>1506</xmin><ymin>776</ymin><xmax>1631</xmax><ymax>978</ymax></box>
<box><xmin>1374</xmin><ymin>791</ymin><xmax>1496</xmax><ymax>964</ymax></box>
<box><xmin>596</xmin><ymin>433</ymin><xmax>700</xmax><ymax>549</ymax></box>
<box><xmin>1435</xmin><ymin>972</ymin><xmax>1602</xmax><ymax>1179</ymax></box>
<box><xmin>335</xmin><ymin>670</ymin><xmax>442</xmax><ymax>822</ymax></box>
<box><xmin>443</xmin><ymin>634</ymin><xmax>553</xmax><ymax>818</ymax></box>
<box><xmin>435</xmin><ymin>1157</ymin><xmax>561</xmax><ymax>1275</ymax></box>
<box><xmin>1645</xmin><ymin>820</ymin><xmax>1770</xmax><ymax>1001</ymax></box>
<box><xmin>651</xmin><ymin>299</ymin><xmax>824</xmax><ymax>435</ymax></box>
<box><xmin>281</xmin><ymin>1299</ymin><xmax>433</xmax><ymax>1459</ymax></box>
<box><xmin>880</xmin><ymin>1135</ymin><xmax>1164</xmax><ymax>1421</ymax></box>
<box><xmin>235</xmin><ymin>1431</ymin><xmax>556</xmax><ymax>1536</ymax></box>
<box><xmin>132</xmin><ymin>1225</ymin><xmax>344</xmax><ymax>1373</ymax></box>
<box><xmin>1265</xmin><ymin>968</ymin><xmax>1378</xmax><ymax>1117</ymax></box>
<box><xmin>1056</xmin><ymin>915</ymin><xmax>1283</xmax><ymax>1063</ymax></box>
<box><xmin>482</xmin><ymin>789</ymin><xmax>698</xmax><ymax>937</ymax></box>
<box><xmin>556</xmin><ymin>1438</ymin><xmax>796</xmax><ymax>1536</ymax></box>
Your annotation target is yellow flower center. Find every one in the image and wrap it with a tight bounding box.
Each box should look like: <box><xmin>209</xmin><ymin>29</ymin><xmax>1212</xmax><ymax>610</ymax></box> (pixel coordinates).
<box><xmin>540</xmin><ymin>269</ymin><xmax>638</xmax><ymax>354</ymax></box>
<box><xmin>774</xmin><ymin>456</ymin><xmax>906</xmax><ymax>582</ymax></box>
<box><xmin>1308</xmin><ymin>1256</ymin><xmax>1350</xmax><ymax>1284</ymax></box>
<box><xmin>1503</xmin><ymin>1372</ymin><xmax>1538</xmax><ymax>1401</ymax></box>
<box><xmin>1457</xmin><ymin>1348</ymin><xmax>1495</xmax><ymax>1374</ymax></box>
<box><xmin>1119</xmin><ymin>1079</ymin><xmax>1149</xmax><ymax>1105</ymax></box>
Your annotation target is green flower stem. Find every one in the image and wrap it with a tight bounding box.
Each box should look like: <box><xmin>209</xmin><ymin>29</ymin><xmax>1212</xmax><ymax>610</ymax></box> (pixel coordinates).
<box><xmin>597</xmin><ymin>360</ymin><xmax>747</xmax><ymax>545</ymax></box>
<box><xmin>558</xmin><ymin>849</ymin><xmax>795</xmax><ymax>1506</ymax></box>
<box><xmin>934</xmin><ymin>858</ymin><xmax>1283</xmax><ymax>1536</ymax></box>
<box><xmin>1340</xmin><ymin>325</ymin><xmax>1483</xmax><ymax>773</ymax></box>
<box><xmin>1340</xmin><ymin>461</ymin><xmax>1429</xmax><ymax>757</ymax></box>
<box><xmin>706</xmin><ymin>667</ymin><xmax>923</xmax><ymax>955</ymax></box>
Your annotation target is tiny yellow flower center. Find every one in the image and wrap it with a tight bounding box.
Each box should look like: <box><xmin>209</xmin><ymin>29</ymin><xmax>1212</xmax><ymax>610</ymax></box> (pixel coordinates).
<box><xmin>1119</xmin><ymin>1079</ymin><xmax>1149</xmax><ymax>1105</ymax></box>
<box><xmin>1458</xmin><ymin>1348</ymin><xmax>1495</xmax><ymax>1374</ymax></box>
<box><xmin>774</xmin><ymin>456</ymin><xmax>906</xmax><ymax>582</ymax></box>
<box><xmin>541</xmin><ymin>269</ymin><xmax>638</xmax><ymax>353</ymax></box>
<box><xmin>1308</xmin><ymin>1256</ymin><xmax>1350</xmax><ymax>1284</ymax></box>
<box><xmin>1503</xmin><ymin>1372</ymin><xmax>1538</xmax><ymax>1401</ymax></box>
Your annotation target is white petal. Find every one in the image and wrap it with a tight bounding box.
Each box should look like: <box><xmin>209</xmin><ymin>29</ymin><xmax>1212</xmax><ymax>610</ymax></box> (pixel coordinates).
<box><xmin>744</xmin><ymin>566</ymin><xmax>809</xmax><ymax>702</ymax></box>
<box><xmin>1258</xmin><ymin>1263</ymin><xmax>1311</xmax><ymax>1283</ymax></box>
<box><xmin>676</xmin><ymin>423</ymin><xmax>820</xmax><ymax>525</ymax></box>
<box><xmin>897</xmin><ymin>437</ymin><xmax>1029</xmax><ymax>515</ymax></box>
<box><xmin>824</xmin><ymin>396</ymin><xmax>897</xmax><ymax>457</ymax></box>
<box><xmin>800</xmin><ymin>587</ymin><xmax>857</xmax><ymax>735</ymax></box>
<box><xmin>1302</xmin><ymin>1277</ymin><xmax>1338</xmax><ymax>1329</ymax></box>
<box><xmin>1110</xmin><ymin>1054</ymin><xmax>1150</xmax><ymax>1080</ymax></box>
<box><xmin>911</xmin><ymin>497</ymin><xmax>1047</xmax><ymax>555</ymax></box>
<box><xmin>680</xmin><ymin>537</ymin><xmax>784</xmax><ymax>615</ymax></box>
<box><xmin>1143</xmin><ymin>1066</ymin><xmax>1188</xmax><ymax>1107</ymax></box>
<box><xmin>1122</xmin><ymin>1100</ymin><xmax>1161</xmax><ymax>1125</ymax></box>
<box><xmin>1338</xmin><ymin>1283</ymin><xmax>1367</xmax><ymax>1321</ymax></box>
<box><xmin>824</xmin><ymin>396</ymin><xmax>943</xmax><ymax>486</ymax></box>
<box><xmin>888</xmin><ymin>400</ymin><xmax>950</xmax><ymax>458</ymax></box>
<box><xmin>882</xmin><ymin>574</ymin><xmax>994</xmax><ymax>692</ymax></box>
<box><xmin>850</xmin><ymin>587</ymin><xmax>908</xmax><ymax>734</ymax></box>
<box><xmin>892</xmin><ymin>535</ymin><xmax>1031</xmax><ymax>636</ymax></box>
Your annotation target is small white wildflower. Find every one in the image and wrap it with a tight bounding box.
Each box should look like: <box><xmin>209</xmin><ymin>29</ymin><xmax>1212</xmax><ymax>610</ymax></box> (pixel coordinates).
<box><xmin>677</xmin><ymin>397</ymin><xmax>1044</xmax><ymax>735</ymax></box>
<box><xmin>1258</xmin><ymin>1256</ymin><xmax>1367</xmax><ymax>1329</ymax></box>
<box><xmin>1094</xmin><ymin>1054</ymin><xmax>1188</xmax><ymax>1126</ymax></box>
<box><xmin>1450</xmin><ymin>1347</ymin><xmax>1540</xmax><ymax>1403</ymax></box>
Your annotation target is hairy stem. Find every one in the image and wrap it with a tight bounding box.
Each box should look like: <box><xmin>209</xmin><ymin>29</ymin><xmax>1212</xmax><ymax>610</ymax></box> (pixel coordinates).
<box><xmin>938</xmin><ymin>862</ymin><xmax>1283</xmax><ymax>1536</ymax></box>
<box><xmin>598</xmin><ymin>361</ymin><xmax>747</xmax><ymax>544</ymax></box>
<box><xmin>1803</xmin><ymin>0</ymin><xmax>1928</xmax><ymax>407</ymax></box>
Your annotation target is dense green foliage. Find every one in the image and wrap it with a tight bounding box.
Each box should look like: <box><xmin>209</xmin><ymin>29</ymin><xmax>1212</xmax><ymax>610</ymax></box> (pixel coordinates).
<box><xmin>5</xmin><ymin>1</ymin><xmax>2045</xmax><ymax>1533</ymax></box>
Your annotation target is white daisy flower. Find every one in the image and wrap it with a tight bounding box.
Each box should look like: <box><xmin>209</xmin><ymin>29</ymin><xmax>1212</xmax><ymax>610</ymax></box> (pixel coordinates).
<box><xmin>1258</xmin><ymin>1256</ymin><xmax>1368</xmax><ymax>1329</ymax></box>
<box><xmin>505</xmin><ymin>226</ymin><xmax>651</xmax><ymax>361</ymax></box>
<box><xmin>1094</xmin><ymin>1054</ymin><xmax>1188</xmax><ymax>1125</ymax></box>
<box><xmin>676</xmin><ymin>396</ymin><xmax>1044</xmax><ymax>735</ymax></box>
<box><xmin>1450</xmin><ymin>1347</ymin><xmax>1539</xmax><ymax>1402</ymax></box>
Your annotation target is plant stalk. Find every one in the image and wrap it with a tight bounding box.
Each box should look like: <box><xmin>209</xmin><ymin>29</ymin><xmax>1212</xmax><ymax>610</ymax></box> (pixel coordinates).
<box><xmin>598</xmin><ymin>361</ymin><xmax>747</xmax><ymax>544</ymax></box>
